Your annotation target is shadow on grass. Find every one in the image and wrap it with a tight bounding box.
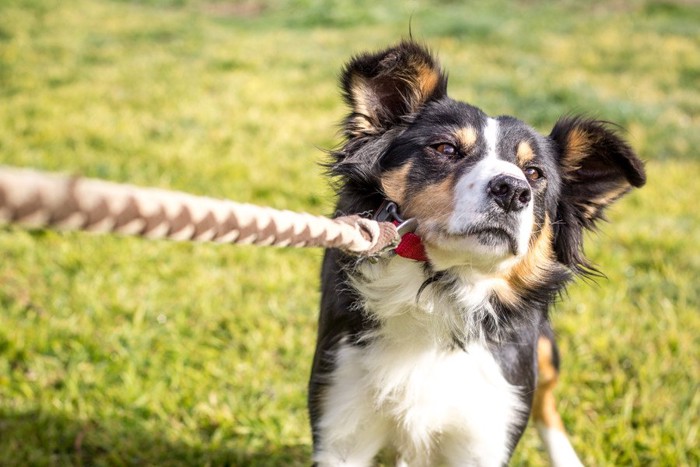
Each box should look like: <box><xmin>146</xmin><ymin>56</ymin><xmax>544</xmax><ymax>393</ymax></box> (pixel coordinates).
<box><xmin>0</xmin><ymin>409</ymin><xmax>310</xmax><ymax>466</ymax></box>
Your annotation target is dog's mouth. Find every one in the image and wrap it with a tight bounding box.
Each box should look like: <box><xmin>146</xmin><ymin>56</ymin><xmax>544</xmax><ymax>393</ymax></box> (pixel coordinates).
<box><xmin>459</xmin><ymin>226</ymin><xmax>519</xmax><ymax>255</ymax></box>
<box><xmin>424</xmin><ymin>224</ymin><xmax>521</xmax><ymax>257</ymax></box>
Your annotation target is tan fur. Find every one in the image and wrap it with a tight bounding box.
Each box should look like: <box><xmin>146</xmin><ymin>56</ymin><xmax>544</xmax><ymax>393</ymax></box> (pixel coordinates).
<box><xmin>516</xmin><ymin>141</ymin><xmax>535</xmax><ymax>166</ymax></box>
<box><xmin>494</xmin><ymin>216</ymin><xmax>555</xmax><ymax>306</ymax></box>
<box><xmin>532</xmin><ymin>336</ymin><xmax>566</xmax><ymax>432</ymax></box>
<box><xmin>562</xmin><ymin>127</ymin><xmax>592</xmax><ymax>169</ymax></box>
<box><xmin>560</xmin><ymin>127</ymin><xmax>608</xmax><ymax>182</ymax></box>
<box><xmin>381</xmin><ymin>163</ymin><xmax>414</xmax><ymax>205</ymax></box>
<box><xmin>457</xmin><ymin>127</ymin><xmax>478</xmax><ymax>150</ymax></box>
<box><xmin>348</xmin><ymin>75</ymin><xmax>379</xmax><ymax>134</ymax></box>
<box><xmin>404</xmin><ymin>175</ymin><xmax>456</xmax><ymax>228</ymax></box>
<box><xmin>415</xmin><ymin>63</ymin><xmax>441</xmax><ymax>101</ymax></box>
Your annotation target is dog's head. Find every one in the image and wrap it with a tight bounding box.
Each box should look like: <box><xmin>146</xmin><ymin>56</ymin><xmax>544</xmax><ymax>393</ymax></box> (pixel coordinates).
<box><xmin>331</xmin><ymin>42</ymin><xmax>645</xmax><ymax>290</ymax></box>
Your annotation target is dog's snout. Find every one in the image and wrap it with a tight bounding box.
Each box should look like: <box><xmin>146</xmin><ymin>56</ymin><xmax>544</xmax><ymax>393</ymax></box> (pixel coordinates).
<box><xmin>487</xmin><ymin>175</ymin><xmax>531</xmax><ymax>213</ymax></box>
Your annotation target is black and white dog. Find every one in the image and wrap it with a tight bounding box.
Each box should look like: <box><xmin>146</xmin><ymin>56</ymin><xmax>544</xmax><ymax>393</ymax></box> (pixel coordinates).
<box><xmin>308</xmin><ymin>41</ymin><xmax>645</xmax><ymax>466</ymax></box>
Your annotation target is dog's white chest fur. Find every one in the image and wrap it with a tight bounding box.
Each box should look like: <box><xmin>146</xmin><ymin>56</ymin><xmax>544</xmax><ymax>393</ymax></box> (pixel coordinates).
<box><xmin>314</xmin><ymin>258</ymin><xmax>524</xmax><ymax>466</ymax></box>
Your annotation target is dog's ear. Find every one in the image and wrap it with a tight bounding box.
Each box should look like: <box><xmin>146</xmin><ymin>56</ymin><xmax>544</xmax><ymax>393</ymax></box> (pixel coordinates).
<box><xmin>549</xmin><ymin>116</ymin><xmax>646</xmax><ymax>274</ymax></box>
<box><xmin>340</xmin><ymin>41</ymin><xmax>447</xmax><ymax>138</ymax></box>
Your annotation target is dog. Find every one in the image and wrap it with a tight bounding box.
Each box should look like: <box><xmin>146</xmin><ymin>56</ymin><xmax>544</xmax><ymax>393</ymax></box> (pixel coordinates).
<box><xmin>308</xmin><ymin>41</ymin><xmax>646</xmax><ymax>466</ymax></box>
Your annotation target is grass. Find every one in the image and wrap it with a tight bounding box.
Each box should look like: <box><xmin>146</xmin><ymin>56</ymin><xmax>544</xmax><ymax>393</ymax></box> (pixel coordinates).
<box><xmin>0</xmin><ymin>0</ymin><xmax>698</xmax><ymax>465</ymax></box>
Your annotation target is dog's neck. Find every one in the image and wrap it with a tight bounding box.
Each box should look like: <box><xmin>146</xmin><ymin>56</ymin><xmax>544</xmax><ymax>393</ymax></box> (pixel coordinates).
<box><xmin>351</xmin><ymin>255</ymin><xmax>510</xmax><ymax>347</ymax></box>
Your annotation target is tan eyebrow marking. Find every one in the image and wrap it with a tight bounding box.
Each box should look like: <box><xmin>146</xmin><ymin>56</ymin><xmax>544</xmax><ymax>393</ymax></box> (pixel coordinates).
<box><xmin>516</xmin><ymin>141</ymin><xmax>535</xmax><ymax>165</ymax></box>
<box><xmin>456</xmin><ymin>126</ymin><xmax>478</xmax><ymax>150</ymax></box>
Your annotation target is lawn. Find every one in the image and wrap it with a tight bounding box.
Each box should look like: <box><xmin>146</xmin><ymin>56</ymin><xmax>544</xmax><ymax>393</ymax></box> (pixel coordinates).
<box><xmin>0</xmin><ymin>0</ymin><xmax>698</xmax><ymax>465</ymax></box>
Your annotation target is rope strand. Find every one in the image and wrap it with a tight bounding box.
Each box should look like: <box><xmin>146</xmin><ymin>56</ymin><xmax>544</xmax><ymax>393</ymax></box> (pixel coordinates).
<box><xmin>0</xmin><ymin>166</ymin><xmax>399</xmax><ymax>256</ymax></box>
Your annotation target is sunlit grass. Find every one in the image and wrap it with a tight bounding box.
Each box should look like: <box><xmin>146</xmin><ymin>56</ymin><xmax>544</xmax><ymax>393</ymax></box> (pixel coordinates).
<box><xmin>1</xmin><ymin>0</ymin><xmax>698</xmax><ymax>465</ymax></box>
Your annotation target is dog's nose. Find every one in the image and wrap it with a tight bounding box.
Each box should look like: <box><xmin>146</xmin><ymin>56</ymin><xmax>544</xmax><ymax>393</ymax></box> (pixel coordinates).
<box><xmin>487</xmin><ymin>175</ymin><xmax>531</xmax><ymax>213</ymax></box>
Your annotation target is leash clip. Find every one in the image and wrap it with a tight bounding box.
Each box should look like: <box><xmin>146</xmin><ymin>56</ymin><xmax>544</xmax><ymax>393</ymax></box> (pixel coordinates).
<box><xmin>373</xmin><ymin>201</ymin><xmax>417</xmax><ymax>237</ymax></box>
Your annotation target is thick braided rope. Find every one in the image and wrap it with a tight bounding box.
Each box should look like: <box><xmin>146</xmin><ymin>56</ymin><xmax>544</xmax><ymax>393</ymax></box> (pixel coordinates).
<box><xmin>0</xmin><ymin>166</ymin><xmax>400</xmax><ymax>256</ymax></box>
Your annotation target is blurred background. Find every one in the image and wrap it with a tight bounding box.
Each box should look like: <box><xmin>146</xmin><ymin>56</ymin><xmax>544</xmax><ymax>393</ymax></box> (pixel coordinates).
<box><xmin>0</xmin><ymin>0</ymin><xmax>698</xmax><ymax>465</ymax></box>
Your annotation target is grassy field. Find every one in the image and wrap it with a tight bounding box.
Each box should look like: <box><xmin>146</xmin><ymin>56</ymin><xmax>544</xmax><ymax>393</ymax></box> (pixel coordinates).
<box><xmin>1</xmin><ymin>0</ymin><xmax>698</xmax><ymax>465</ymax></box>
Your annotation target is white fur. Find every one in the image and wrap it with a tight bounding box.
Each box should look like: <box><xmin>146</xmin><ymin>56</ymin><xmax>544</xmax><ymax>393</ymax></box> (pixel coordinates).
<box><xmin>313</xmin><ymin>257</ymin><xmax>525</xmax><ymax>466</ymax></box>
<box><xmin>484</xmin><ymin>117</ymin><xmax>500</xmax><ymax>159</ymax></box>
<box><xmin>536</xmin><ymin>422</ymin><xmax>584</xmax><ymax>467</ymax></box>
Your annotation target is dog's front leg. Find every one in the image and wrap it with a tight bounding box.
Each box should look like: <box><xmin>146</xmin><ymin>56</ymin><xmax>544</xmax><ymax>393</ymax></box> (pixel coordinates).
<box><xmin>312</xmin><ymin>345</ymin><xmax>389</xmax><ymax>466</ymax></box>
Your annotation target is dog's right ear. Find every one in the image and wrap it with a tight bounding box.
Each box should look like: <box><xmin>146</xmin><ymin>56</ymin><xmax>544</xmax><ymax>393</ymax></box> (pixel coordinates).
<box><xmin>341</xmin><ymin>41</ymin><xmax>447</xmax><ymax>138</ymax></box>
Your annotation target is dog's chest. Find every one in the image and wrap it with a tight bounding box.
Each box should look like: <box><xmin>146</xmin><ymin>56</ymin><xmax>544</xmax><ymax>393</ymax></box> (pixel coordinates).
<box><xmin>325</xmin><ymin>335</ymin><xmax>523</xmax><ymax>464</ymax></box>
<box><xmin>320</xmin><ymin>258</ymin><xmax>524</xmax><ymax>464</ymax></box>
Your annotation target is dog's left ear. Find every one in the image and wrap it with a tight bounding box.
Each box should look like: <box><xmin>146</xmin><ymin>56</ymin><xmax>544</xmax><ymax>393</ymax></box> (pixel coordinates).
<box><xmin>550</xmin><ymin>116</ymin><xmax>646</xmax><ymax>273</ymax></box>
<box><xmin>340</xmin><ymin>41</ymin><xmax>447</xmax><ymax>138</ymax></box>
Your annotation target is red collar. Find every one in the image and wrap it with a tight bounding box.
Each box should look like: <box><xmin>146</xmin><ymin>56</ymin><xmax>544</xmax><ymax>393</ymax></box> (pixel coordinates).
<box><xmin>394</xmin><ymin>223</ymin><xmax>429</xmax><ymax>262</ymax></box>
<box><xmin>373</xmin><ymin>200</ymin><xmax>428</xmax><ymax>262</ymax></box>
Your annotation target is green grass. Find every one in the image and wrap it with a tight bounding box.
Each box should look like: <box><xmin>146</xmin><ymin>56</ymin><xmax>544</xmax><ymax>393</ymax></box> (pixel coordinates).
<box><xmin>1</xmin><ymin>0</ymin><xmax>698</xmax><ymax>465</ymax></box>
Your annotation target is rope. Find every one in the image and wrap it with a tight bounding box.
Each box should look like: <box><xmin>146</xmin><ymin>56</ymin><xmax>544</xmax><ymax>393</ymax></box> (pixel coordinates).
<box><xmin>0</xmin><ymin>166</ymin><xmax>400</xmax><ymax>256</ymax></box>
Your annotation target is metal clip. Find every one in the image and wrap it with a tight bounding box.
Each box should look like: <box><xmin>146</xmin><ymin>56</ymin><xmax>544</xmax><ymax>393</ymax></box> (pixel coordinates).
<box><xmin>373</xmin><ymin>201</ymin><xmax>417</xmax><ymax>237</ymax></box>
<box><xmin>396</xmin><ymin>218</ymin><xmax>418</xmax><ymax>236</ymax></box>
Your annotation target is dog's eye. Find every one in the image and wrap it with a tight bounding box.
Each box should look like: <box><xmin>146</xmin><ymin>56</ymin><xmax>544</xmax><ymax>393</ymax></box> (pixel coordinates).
<box><xmin>524</xmin><ymin>167</ymin><xmax>544</xmax><ymax>181</ymax></box>
<box><xmin>433</xmin><ymin>143</ymin><xmax>458</xmax><ymax>157</ymax></box>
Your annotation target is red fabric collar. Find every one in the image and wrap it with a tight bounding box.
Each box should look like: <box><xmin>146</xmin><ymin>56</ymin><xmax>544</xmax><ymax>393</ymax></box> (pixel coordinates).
<box><xmin>393</xmin><ymin>221</ymin><xmax>428</xmax><ymax>262</ymax></box>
